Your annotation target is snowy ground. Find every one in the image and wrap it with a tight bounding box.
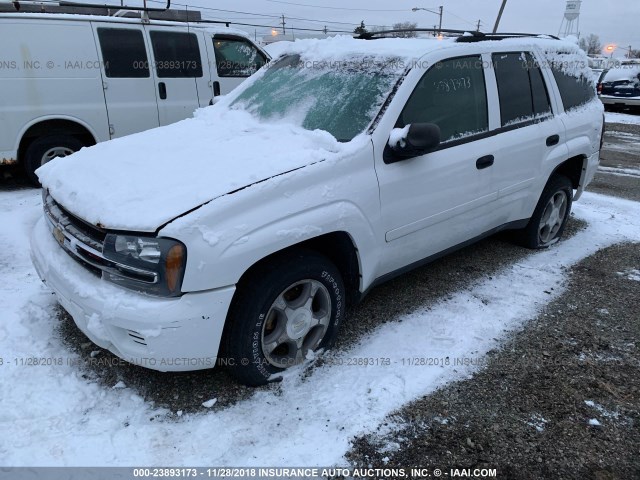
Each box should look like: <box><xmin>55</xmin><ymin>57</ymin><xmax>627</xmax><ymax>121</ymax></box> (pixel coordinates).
<box><xmin>605</xmin><ymin>111</ymin><xmax>640</xmax><ymax>125</ymax></box>
<box><xmin>1</xmin><ymin>187</ymin><xmax>639</xmax><ymax>466</ymax></box>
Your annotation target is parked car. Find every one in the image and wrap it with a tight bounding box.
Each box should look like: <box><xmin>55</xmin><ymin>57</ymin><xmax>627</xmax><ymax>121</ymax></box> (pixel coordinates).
<box><xmin>0</xmin><ymin>11</ymin><xmax>268</xmax><ymax>183</ymax></box>
<box><xmin>31</xmin><ymin>34</ymin><xmax>603</xmax><ymax>386</ymax></box>
<box><xmin>597</xmin><ymin>65</ymin><xmax>640</xmax><ymax>110</ymax></box>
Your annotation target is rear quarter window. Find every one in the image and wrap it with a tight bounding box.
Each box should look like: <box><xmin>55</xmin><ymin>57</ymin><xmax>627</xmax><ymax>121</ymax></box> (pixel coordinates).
<box><xmin>546</xmin><ymin>50</ymin><xmax>596</xmax><ymax>111</ymax></box>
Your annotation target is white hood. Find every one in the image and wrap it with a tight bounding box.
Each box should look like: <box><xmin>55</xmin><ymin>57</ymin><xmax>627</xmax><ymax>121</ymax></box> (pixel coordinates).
<box><xmin>37</xmin><ymin>108</ymin><xmax>342</xmax><ymax>231</ymax></box>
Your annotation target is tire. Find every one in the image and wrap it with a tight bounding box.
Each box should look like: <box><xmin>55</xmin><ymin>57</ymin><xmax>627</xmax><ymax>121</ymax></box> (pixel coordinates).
<box><xmin>223</xmin><ymin>250</ymin><xmax>345</xmax><ymax>386</ymax></box>
<box><xmin>23</xmin><ymin>135</ymin><xmax>84</xmax><ymax>186</ymax></box>
<box><xmin>516</xmin><ymin>174</ymin><xmax>573</xmax><ymax>249</ymax></box>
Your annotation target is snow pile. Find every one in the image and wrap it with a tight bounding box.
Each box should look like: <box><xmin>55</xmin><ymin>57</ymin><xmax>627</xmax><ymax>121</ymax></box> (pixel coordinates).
<box><xmin>616</xmin><ymin>269</ymin><xmax>640</xmax><ymax>281</ymax></box>
<box><xmin>605</xmin><ymin>112</ymin><xmax>640</xmax><ymax>125</ymax></box>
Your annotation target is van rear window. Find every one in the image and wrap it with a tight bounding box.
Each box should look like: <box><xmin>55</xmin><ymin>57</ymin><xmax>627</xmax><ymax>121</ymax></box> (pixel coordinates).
<box><xmin>97</xmin><ymin>28</ymin><xmax>149</xmax><ymax>78</ymax></box>
<box><xmin>149</xmin><ymin>31</ymin><xmax>203</xmax><ymax>78</ymax></box>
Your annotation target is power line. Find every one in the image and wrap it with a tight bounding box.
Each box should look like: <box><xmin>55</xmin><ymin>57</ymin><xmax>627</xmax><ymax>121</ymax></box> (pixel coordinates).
<box><xmin>264</xmin><ymin>0</ymin><xmax>412</xmax><ymax>12</ymax></box>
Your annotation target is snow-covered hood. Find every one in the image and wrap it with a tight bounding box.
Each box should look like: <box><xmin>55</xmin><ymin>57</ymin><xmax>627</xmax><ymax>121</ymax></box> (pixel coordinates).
<box><xmin>37</xmin><ymin>108</ymin><xmax>344</xmax><ymax>231</ymax></box>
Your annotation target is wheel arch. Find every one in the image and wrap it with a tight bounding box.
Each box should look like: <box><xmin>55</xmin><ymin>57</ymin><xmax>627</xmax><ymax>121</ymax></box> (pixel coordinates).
<box><xmin>235</xmin><ymin>231</ymin><xmax>362</xmax><ymax>308</ymax></box>
<box><xmin>17</xmin><ymin>117</ymin><xmax>99</xmax><ymax>164</ymax></box>
<box><xmin>550</xmin><ymin>154</ymin><xmax>586</xmax><ymax>190</ymax></box>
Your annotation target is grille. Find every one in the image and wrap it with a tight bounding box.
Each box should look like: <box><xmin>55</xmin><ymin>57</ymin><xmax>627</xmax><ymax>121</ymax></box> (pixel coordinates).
<box><xmin>43</xmin><ymin>191</ymin><xmax>159</xmax><ymax>288</ymax></box>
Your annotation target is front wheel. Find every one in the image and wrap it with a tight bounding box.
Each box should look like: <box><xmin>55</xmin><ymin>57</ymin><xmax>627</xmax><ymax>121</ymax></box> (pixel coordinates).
<box><xmin>223</xmin><ymin>250</ymin><xmax>345</xmax><ymax>386</ymax></box>
<box><xmin>516</xmin><ymin>174</ymin><xmax>573</xmax><ymax>249</ymax></box>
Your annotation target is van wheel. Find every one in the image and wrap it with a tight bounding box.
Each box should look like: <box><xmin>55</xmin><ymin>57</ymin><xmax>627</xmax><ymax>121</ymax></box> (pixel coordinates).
<box><xmin>24</xmin><ymin>135</ymin><xmax>84</xmax><ymax>186</ymax></box>
<box><xmin>517</xmin><ymin>174</ymin><xmax>573</xmax><ymax>249</ymax></box>
<box><xmin>223</xmin><ymin>250</ymin><xmax>345</xmax><ymax>386</ymax></box>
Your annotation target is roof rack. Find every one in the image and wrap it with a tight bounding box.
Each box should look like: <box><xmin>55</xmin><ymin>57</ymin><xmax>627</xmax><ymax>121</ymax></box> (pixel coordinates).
<box><xmin>59</xmin><ymin>1</ymin><xmax>171</xmax><ymax>13</ymax></box>
<box><xmin>0</xmin><ymin>1</ymin><xmax>204</xmax><ymax>21</ymax></box>
<box><xmin>356</xmin><ymin>28</ymin><xmax>560</xmax><ymax>42</ymax></box>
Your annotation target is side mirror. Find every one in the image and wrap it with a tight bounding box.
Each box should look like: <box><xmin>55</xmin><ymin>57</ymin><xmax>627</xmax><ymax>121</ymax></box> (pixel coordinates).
<box><xmin>386</xmin><ymin>123</ymin><xmax>441</xmax><ymax>163</ymax></box>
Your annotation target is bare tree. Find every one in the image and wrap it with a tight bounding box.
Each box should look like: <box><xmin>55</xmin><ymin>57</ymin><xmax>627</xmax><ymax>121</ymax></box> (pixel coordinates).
<box><xmin>391</xmin><ymin>21</ymin><xmax>418</xmax><ymax>38</ymax></box>
<box><xmin>578</xmin><ymin>34</ymin><xmax>602</xmax><ymax>55</ymax></box>
<box><xmin>370</xmin><ymin>25</ymin><xmax>390</xmax><ymax>38</ymax></box>
<box><xmin>628</xmin><ymin>49</ymin><xmax>640</xmax><ymax>59</ymax></box>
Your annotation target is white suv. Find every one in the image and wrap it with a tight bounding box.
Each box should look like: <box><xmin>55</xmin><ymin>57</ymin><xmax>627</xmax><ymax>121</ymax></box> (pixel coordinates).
<box><xmin>31</xmin><ymin>34</ymin><xmax>604</xmax><ymax>386</ymax></box>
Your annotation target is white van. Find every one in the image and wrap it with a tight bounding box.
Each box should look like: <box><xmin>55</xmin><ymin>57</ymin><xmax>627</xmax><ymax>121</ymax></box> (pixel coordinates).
<box><xmin>0</xmin><ymin>12</ymin><xmax>269</xmax><ymax>183</ymax></box>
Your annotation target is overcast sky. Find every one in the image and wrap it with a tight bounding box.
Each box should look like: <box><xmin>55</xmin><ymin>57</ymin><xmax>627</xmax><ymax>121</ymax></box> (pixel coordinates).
<box><xmin>98</xmin><ymin>0</ymin><xmax>637</xmax><ymax>56</ymax></box>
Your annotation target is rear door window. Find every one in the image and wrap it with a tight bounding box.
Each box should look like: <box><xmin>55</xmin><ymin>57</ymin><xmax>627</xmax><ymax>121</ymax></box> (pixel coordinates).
<box><xmin>213</xmin><ymin>36</ymin><xmax>267</xmax><ymax>77</ymax></box>
<box><xmin>149</xmin><ymin>31</ymin><xmax>203</xmax><ymax>78</ymax></box>
<box><xmin>97</xmin><ymin>28</ymin><xmax>149</xmax><ymax>78</ymax></box>
<box><xmin>492</xmin><ymin>52</ymin><xmax>551</xmax><ymax>127</ymax></box>
<box><xmin>397</xmin><ymin>55</ymin><xmax>488</xmax><ymax>144</ymax></box>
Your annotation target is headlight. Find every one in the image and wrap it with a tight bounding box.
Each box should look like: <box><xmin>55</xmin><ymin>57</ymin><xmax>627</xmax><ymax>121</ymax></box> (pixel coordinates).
<box><xmin>103</xmin><ymin>234</ymin><xmax>187</xmax><ymax>297</ymax></box>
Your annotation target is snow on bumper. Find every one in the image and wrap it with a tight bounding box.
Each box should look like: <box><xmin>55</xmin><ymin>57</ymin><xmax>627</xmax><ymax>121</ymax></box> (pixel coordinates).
<box><xmin>30</xmin><ymin>218</ymin><xmax>235</xmax><ymax>372</ymax></box>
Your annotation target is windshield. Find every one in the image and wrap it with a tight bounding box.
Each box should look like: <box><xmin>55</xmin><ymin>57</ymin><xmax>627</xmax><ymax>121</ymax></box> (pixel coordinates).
<box><xmin>230</xmin><ymin>54</ymin><xmax>407</xmax><ymax>142</ymax></box>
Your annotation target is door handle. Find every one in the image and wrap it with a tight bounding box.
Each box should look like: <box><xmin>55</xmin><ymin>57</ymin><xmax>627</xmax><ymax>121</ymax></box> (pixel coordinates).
<box><xmin>213</xmin><ymin>81</ymin><xmax>221</xmax><ymax>97</ymax></box>
<box><xmin>476</xmin><ymin>155</ymin><xmax>494</xmax><ymax>170</ymax></box>
<box><xmin>546</xmin><ymin>134</ymin><xmax>560</xmax><ymax>146</ymax></box>
<box><xmin>158</xmin><ymin>82</ymin><xmax>167</xmax><ymax>100</ymax></box>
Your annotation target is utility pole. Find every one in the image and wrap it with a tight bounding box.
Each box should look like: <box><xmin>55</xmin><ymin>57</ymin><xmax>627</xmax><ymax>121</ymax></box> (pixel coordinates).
<box><xmin>323</xmin><ymin>25</ymin><xmax>328</xmax><ymax>35</ymax></box>
<box><xmin>281</xmin><ymin>14</ymin><xmax>286</xmax><ymax>35</ymax></box>
<box><xmin>476</xmin><ymin>19</ymin><xmax>482</xmax><ymax>32</ymax></box>
<box><xmin>629</xmin><ymin>45</ymin><xmax>633</xmax><ymax>59</ymax></box>
<box><xmin>493</xmin><ymin>0</ymin><xmax>508</xmax><ymax>33</ymax></box>
<box><xmin>412</xmin><ymin>6</ymin><xmax>443</xmax><ymax>34</ymax></box>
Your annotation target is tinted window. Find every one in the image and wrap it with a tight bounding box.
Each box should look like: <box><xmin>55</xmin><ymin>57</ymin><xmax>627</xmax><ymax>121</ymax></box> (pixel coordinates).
<box><xmin>551</xmin><ymin>64</ymin><xmax>596</xmax><ymax>111</ymax></box>
<box><xmin>493</xmin><ymin>53</ymin><xmax>534</xmax><ymax>126</ymax></box>
<box><xmin>398</xmin><ymin>56</ymin><xmax>488</xmax><ymax>143</ymax></box>
<box><xmin>493</xmin><ymin>52</ymin><xmax>552</xmax><ymax>126</ymax></box>
<box><xmin>98</xmin><ymin>28</ymin><xmax>149</xmax><ymax>78</ymax></box>
<box><xmin>528</xmin><ymin>54</ymin><xmax>552</xmax><ymax>116</ymax></box>
<box><xmin>149</xmin><ymin>31</ymin><xmax>203</xmax><ymax>78</ymax></box>
<box><xmin>213</xmin><ymin>37</ymin><xmax>267</xmax><ymax>77</ymax></box>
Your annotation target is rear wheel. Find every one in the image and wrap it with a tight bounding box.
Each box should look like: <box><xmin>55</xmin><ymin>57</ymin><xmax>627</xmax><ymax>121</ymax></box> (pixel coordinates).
<box><xmin>223</xmin><ymin>250</ymin><xmax>345</xmax><ymax>386</ymax></box>
<box><xmin>23</xmin><ymin>135</ymin><xmax>84</xmax><ymax>186</ymax></box>
<box><xmin>516</xmin><ymin>174</ymin><xmax>573</xmax><ymax>249</ymax></box>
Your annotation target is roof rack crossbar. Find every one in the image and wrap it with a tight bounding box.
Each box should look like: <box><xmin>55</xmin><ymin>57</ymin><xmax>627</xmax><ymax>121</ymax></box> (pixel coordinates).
<box><xmin>357</xmin><ymin>28</ymin><xmax>560</xmax><ymax>42</ymax></box>
<box><xmin>58</xmin><ymin>0</ymin><xmax>171</xmax><ymax>13</ymax></box>
<box><xmin>357</xmin><ymin>28</ymin><xmax>477</xmax><ymax>40</ymax></box>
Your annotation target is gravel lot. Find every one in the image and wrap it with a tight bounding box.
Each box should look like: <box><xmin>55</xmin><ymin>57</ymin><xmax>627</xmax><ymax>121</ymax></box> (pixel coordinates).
<box><xmin>1</xmin><ymin>112</ymin><xmax>638</xmax><ymax>474</ymax></box>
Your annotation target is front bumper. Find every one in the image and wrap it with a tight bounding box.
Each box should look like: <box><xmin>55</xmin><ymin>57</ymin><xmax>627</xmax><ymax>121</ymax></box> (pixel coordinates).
<box><xmin>599</xmin><ymin>95</ymin><xmax>640</xmax><ymax>106</ymax></box>
<box><xmin>30</xmin><ymin>218</ymin><xmax>236</xmax><ymax>372</ymax></box>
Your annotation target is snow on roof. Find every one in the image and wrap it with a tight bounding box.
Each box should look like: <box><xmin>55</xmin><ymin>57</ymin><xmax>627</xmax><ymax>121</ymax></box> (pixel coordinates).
<box><xmin>603</xmin><ymin>66</ymin><xmax>640</xmax><ymax>82</ymax></box>
<box><xmin>269</xmin><ymin>35</ymin><xmax>586</xmax><ymax>68</ymax></box>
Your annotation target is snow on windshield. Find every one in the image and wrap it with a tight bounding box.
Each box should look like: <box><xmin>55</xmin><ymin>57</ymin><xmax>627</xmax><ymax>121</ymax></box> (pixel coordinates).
<box><xmin>230</xmin><ymin>54</ymin><xmax>408</xmax><ymax>142</ymax></box>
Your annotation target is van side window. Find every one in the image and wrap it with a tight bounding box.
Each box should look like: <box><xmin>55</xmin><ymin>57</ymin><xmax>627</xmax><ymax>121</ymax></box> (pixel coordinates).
<box><xmin>213</xmin><ymin>37</ymin><xmax>267</xmax><ymax>77</ymax></box>
<box><xmin>492</xmin><ymin>52</ymin><xmax>551</xmax><ymax>127</ymax></box>
<box><xmin>97</xmin><ymin>28</ymin><xmax>149</xmax><ymax>78</ymax></box>
<box><xmin>397</xmin><ymin>56</ymin><xmax>488</xmax><ymax>143</ymax></box>
<box><xmin>550</xmin><ymin>64</ymin><xmax>596</xmax><ymax>111</ymax></box>
<box><xmin>149</xmin><ymin>31</ymin><xmax>203</xmax><ymax>78</ymax></box>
